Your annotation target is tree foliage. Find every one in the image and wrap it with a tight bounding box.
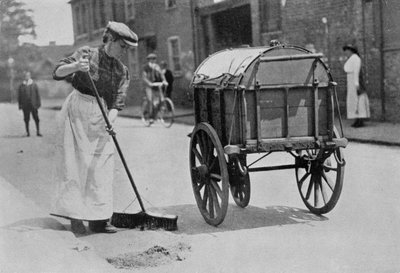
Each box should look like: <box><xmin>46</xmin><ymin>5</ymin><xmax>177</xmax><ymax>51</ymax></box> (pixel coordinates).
<box><xmin>0</xmin><ymin>0</ymin><xmax>36</xmax><ymax>59</ymax></box>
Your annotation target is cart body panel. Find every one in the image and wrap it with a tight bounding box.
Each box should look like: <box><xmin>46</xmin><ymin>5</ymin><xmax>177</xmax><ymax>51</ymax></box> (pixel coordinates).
<box><xmin>191</xmin><ymin>45</ymin><xmax>345</xmax><ymax>152</ymax></box>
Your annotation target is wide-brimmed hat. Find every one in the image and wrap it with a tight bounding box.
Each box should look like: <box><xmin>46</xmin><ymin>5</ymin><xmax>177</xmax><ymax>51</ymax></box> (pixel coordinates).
<box><xmin>146</xmin><ymin>53</ymin><xmax>157</xmax><ymax>59</ymax></box>
<box><xmin>342</xmin><ymin>44</ymin><xmax>358</xmax><ymax>53</ymax></box>
<box><xmin>106</xmin><ymin>21</ymin><xmax>138</xmax><ymax>47</ymax></box>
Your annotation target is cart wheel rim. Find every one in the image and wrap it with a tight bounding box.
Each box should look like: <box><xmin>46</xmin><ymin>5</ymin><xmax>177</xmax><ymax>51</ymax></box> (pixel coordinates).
<box><xmin>189</xmin><ymin>123</ymin><xmax>229</xmax><ymax>226</ymax></box>
<box><xmin>159</xmin><ymin>98</ymin><xmax>174</xmax><ymax>128</ymax></box>
<box><xmin>295</xmin><ymin>147</ymin><xmax>344</xmax><ymax>214</ymax></box>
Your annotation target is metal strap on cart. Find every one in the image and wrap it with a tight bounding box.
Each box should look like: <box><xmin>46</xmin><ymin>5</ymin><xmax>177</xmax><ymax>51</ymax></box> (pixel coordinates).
<box><xmin>259</xmin><ymin>53</ymin><xmax>324</xmax><ymax>62</ymax></box>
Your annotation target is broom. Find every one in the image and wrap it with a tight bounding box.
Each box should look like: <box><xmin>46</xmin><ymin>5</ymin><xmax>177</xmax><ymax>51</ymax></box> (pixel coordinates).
<box><xmin>86</xmin><ymin>72</ymin><xmax>178</xmax><ymax>231</ymax></box>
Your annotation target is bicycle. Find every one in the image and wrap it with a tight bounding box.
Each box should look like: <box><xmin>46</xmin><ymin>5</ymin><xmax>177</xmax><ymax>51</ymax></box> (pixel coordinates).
<box><xmin>141</xmin><ymin>83</ymin><xmax>175</xmax><ymax>128</ymax></box>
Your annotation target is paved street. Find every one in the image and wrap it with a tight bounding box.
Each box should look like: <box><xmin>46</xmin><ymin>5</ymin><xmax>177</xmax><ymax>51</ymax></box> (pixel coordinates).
<box><xmin>1</xmin><ymin>103</ymin><xmax>400</xmax><ymax>273</ymax></box>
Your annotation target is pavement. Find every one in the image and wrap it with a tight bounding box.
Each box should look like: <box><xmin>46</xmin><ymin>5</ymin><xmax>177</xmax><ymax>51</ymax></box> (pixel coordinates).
<box><xmin>119</xmin><ymin>103</ymin><xmax>400</xmax><ymax>147</ymax></box>
<box><xmin>41</xmin><ymin>98</ymin><xmax>400</xmax><ymax>146</ymax></box>
<box><xmin>0</xmin><ymin>176</ymin><xmax>120</xmax><ymax>273</ymax></box>
<box><xmin>1</xmin><ymin>99</ymin><xmax>399</xmax><ymax>272</ymax></box>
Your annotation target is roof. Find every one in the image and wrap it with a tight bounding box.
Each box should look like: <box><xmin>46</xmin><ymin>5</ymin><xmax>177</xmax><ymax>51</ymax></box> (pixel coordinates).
<box><xmin>39</xmin><ymin>44</ymin><xmax>74</xmax><ymax>64</ymax></box>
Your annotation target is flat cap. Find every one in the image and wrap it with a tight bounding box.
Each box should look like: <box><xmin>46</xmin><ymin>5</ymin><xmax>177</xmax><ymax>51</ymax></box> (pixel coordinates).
<box><xmin>107</xmin><ymin>21</ymin><xmax>138</xmax><ymax>47</ymax></box>
<box><xmin>146</xmin><ymin>53</ymin><xmax>157</xmax><ymax>59</ymax></box>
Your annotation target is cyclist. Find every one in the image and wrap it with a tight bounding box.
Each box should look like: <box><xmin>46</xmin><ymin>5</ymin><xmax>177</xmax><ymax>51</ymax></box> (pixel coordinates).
<box><xmin>142</xmin><ymin>53</ymin><xmax>168</xmax><ymax>122</ymax></box>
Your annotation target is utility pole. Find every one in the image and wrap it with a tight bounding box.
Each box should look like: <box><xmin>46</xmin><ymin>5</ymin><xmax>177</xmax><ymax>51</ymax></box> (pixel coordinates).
<box><xmin>378</xmin><ymin>0</ymin><xmax>386</xmax><ymax>121</ymax></box>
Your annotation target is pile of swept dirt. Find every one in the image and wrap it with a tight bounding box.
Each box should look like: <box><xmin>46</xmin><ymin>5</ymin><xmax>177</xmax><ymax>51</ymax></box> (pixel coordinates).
<box><xmin>106</xmin><ymin>242</ymin><xmax>191</xmax><ymax>269</ymax></box>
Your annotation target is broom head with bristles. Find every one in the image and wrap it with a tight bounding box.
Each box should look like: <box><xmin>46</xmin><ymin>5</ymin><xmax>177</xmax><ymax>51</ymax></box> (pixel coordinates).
<box><xmin>111</xmin><ymin>211</ymin><xmax>178</xmax><ymax>231</ymax></box>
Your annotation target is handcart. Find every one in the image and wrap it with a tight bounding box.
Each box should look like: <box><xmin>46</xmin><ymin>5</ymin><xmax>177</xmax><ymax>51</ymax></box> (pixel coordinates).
<box><xmin>188</xmin><ymin>44</ymin><xmax>348</xmax><ymax>226</ymax></box>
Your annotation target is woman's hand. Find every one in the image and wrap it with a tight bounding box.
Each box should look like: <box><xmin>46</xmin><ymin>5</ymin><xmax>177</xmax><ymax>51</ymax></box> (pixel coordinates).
<box><xmin>108</xmin><ymin>109</ymin><xmax>118</xmax><ymax>124</ymax></box>
<box><xmin>54</xmin><ymin>56</ymin><xmax>90</xmax><ymax>78</ymax></box>
<box><xmin>75</xmin><ymin>56</ymin><xmax>90</xmax><ymax>72</ymax></box>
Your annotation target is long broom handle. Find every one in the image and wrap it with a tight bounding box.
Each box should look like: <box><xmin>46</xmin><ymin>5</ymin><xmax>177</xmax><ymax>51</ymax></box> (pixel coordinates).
<box><xmin>86</xmin><ymin>72</ymin><xmax>147</xmax><ymax>213</ymax></box>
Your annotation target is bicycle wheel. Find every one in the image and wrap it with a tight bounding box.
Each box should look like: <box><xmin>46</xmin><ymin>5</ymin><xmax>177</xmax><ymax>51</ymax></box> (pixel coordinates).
<box><xmin>159</xmin><ymin>98</ymin><xmax>175</xmax><ymax>128</ymax></box>
<box><xmin>141</xmin><ymin>98</ymin><xmax>152</xmax><ymax>127</ymax></box>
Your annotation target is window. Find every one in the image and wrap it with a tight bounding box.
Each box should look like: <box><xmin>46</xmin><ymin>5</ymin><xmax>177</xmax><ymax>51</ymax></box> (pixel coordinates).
<box><xmin>144</xmin><ymin>36</ymin><xmax>157</xmax><ymax>55</ymax></box>
<box><xmin>128</xmin><ymin>47</ymin><xmax>139</xmax><ymax>78</ymax></box>
<box><xmin>92</xmin><ymin>0</ymin><xmax>99</xmax><ymax>30</ymax></box>
<box><xmin>81</xmin><ymin>3</ymin><xmax>88</xmax><ymax>33</ymax></box>
<box><xmin>124</xmin><ymin>0</ymin><xmax>135</xmax><ymax>21</ymax></box>
<box><xmin>75</xmin><ymin>6</ymin><xmax>82</xmax><ymax>35</ymax></box>
<box><xmin>167</xmin><ymin>36</ymin><xmax>182</xmax><ymax>74</ymax></box>
<box><xmin>99</xmin><ymin>0</ymin><xmax>107</xmax><ymax>27</ymax></box>
<box><xmin>112</xmin><ymin>0</ymin><xmax>117</xmax><ymax>20</ymax></box>
<box><xmin>260</xmin><ymin>0</ymin><xmax>282</xmax><ymax>33</ymax></box>
<box><xmin>165</xmin><ymin>0</ymin><xmax>176</xmax><ymax>9</ymax></box>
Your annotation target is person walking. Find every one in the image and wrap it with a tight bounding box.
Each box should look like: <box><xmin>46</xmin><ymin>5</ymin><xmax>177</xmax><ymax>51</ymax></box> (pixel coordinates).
<box><xmin>17</xmin><ymin>71</ymin><xmax>42</xmax><ymax>137</ymax></box>
<box><xmin>52</xmin><ymin>21</ymin><xmax>138</xmax><ymax>234</ymax></box>
<box><xmin>343</xmin><ymin>44</ymin><xmax>370</xmax><ymax>127</ymax></box>
<box><xmin>160</xmin><ymin>61</ymin><xmax>174</xmax><ymax>99</ymax></box>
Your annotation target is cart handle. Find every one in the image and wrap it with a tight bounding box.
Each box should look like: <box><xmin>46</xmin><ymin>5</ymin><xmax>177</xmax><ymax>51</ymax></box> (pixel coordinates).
<box><xmin>259</xmin><ymin>53</ymin><xmax>323</xmax><ymax>62</ymax></box>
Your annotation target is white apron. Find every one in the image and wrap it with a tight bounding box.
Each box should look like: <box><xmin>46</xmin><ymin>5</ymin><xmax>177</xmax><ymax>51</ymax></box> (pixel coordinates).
<box><xmin>344</xmin><ymin>54</ymin><xmax>370</xmax><ymax>119</ymax></box>
<box><xmin>52</xmin><ymin>90</ymin><xmax>115</xmax><ymax>221</ymax></box>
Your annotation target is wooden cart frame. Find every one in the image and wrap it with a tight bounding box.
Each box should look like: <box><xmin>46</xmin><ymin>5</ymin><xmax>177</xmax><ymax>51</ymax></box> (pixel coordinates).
<box><xmin>189</xmin><ymin>45</ymin><xmax>348</xmax><ymax>226</ymax></box>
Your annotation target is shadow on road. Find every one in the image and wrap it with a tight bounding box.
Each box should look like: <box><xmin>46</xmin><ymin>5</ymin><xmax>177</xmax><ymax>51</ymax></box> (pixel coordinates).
<box><xmin>42</xmin><ymin>106</ymin><xmax>61</xmax><ymax>111</ymax></box>
<box><xmin>1</xmin><ymin>217</ymin><xmax>66</xmax><ymax>231</ymax></box>
<box><xmin>157</xmin><ymin>204</ymin><xmax>327</xmax><ymax>235</ymax></box>
<box><xmin>0</xmin><ymin>134</ymin><xmax>27</xmax><ymax>139</ymax></box>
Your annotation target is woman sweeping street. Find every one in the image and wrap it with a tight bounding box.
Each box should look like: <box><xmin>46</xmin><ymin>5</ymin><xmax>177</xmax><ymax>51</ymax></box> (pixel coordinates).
<box><xmin>343</xmin><ymin>44</ymin><xmax>370</xmax><ymax>127</ymax></box>
<box><xmin>52</xmin><ymin>21</ymin><xmax>137</xmax><ymax>234</ymax></box>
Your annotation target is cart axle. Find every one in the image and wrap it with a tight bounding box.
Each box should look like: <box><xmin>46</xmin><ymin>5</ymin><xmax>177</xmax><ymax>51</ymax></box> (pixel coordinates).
<box><xmin>248</xmin><ymin>164</ymin><xmax>297</xmax><ymax>173</ymax></box>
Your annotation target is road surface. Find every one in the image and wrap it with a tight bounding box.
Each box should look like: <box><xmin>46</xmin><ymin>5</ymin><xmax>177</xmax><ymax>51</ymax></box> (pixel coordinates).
<box><xmin>0</xmin><ymin>103</ymin><xmax>399</xmax><ymax>273</ymax></box>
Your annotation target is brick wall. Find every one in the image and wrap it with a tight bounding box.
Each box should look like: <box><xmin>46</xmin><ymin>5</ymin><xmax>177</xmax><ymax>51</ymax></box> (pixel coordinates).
<box><xmin>129</xmin><ymin>0</ymin><xmax>195</xmax><ymax>107</ymax></box>
<box><xmin>385</xmin><ymin>50</ymin><xmax>400</xmax><ymax>121</ymax></box>
<box><xmin>253</xmin><ymin>0</ymin><xmax>395</xmax><ymax>120</ymax></box>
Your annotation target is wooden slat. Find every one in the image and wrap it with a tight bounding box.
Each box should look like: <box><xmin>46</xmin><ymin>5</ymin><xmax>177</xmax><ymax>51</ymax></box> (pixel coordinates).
<box><xmin>313</xmin><ymin>83</ymin><xmax>319</xmax><ymax>138</ymax></box>
<box><xmin>285</xmin><ymin>87</ymin><xmax>289</xmax><ymax>137</ymax></box>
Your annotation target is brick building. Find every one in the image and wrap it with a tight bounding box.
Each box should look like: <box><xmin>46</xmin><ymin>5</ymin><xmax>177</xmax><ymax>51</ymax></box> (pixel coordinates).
<box><xmin>132</xmin><ymin>0</ymin><xmax>196</xmax><ymax>106</ymax></box>
<box><xmin>68</xmin><ymin>0</ymin><xmax>139</xmax><ymax>104</ymax></box>
<box><xmin>193</xmin><ymin>0</ymin><xmax>400</xmax><ymax>121</ymax></box>
<box><xmin>68</xmin><ymin>0</ymin><xmax>399</xmax><ymax>121</ymax></box>
<box><xmin>68</xmin><ymin>0</ymin><xmax>195</xmax><ymax>106</ymax></box>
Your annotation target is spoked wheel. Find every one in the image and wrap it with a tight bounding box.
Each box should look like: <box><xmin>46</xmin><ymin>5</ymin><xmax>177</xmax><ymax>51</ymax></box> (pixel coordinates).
<box><xmin>141</xmin><ymin>98</ymin><xmax>152</xmax><ymax>127</ymax></box>
<box><xmin>159</xmin><ymin>98</ymin><xmax>175</xmax><ymax>128</ymax></box>
<box><xmin>295</xmin><ymin>144</ymin><xmax>345</xmax><ymax>215</ymax></box>
<box><xmin>189</xmin><ymin>122</ymin><xmax>229</xmax><ymax>226</ymax></box>
<box><xmin>229</xmin><ymin>156</ymin><xmax>250</xmax><ymax>208</ymax></box>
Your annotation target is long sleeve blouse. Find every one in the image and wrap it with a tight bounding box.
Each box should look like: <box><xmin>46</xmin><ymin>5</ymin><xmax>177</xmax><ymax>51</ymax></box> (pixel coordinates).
<box><xmin>53</xmin><ymin>45</ymin><xmax>130</xmax><ymax>110</ymax></box>
<box><xmin>343</xmin><ymin>53</ymin><xmax>361</xmax><ymax>89</ymax></box>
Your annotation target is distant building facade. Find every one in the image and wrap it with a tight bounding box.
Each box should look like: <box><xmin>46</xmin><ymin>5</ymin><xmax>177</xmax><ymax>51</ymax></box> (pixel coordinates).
<box><xmin>69</xmin><ymin>0</ymin><xmax>195</xmax><ymax>107</ymax></box>
<box><xmin>69</xmin><ymin>0</ymin><xmax>400</xmax><ymax>121</ymax></box>
<box><xmin>193</xmin><ymin>0</ymin><xmax>400</xmax><ymax>121</ymax></box>
<box><xmin>132</xmin><ymin>0</ymin><xmax>195</xmax><ymax>106</ymax></box>
<box><xmin>0</xmin><ymin>41</ymin><xmax>73</xmax><ymax>102</ymax></box>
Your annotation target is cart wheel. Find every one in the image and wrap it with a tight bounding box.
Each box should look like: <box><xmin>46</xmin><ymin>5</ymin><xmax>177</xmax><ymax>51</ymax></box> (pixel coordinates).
<box><xmin>189</xmin><ymin>122</ymin><xmax>229</xmax><ymax>226</ymax></box>
<box><xmin>141</xmin><ymin>98</ymin><xmax>152</xmax><ymax>127</ymax></box>
<box><xmin>159</xmin><ymin>98</ymin><xmax>175</xmax><ymax>128</ymax></box>
<box><xmin>229</xmin><ymin>156</ymin><xmax>251</xmax><ymax>208</ymax></box>
<box><xmin>295</xmin><ymin>130</ymin><xmax>345</xmax><ymax>214</ymax></box>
